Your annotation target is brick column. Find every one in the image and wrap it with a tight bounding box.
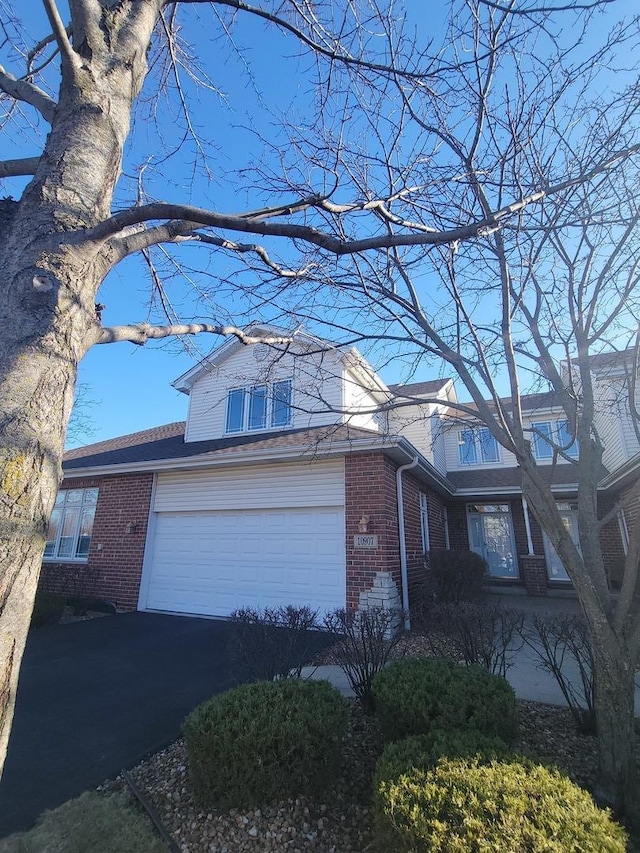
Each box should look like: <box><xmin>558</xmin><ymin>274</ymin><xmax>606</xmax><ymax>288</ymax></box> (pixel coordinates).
<box><xmin>519</xmin><ymin>554</ymin><xmax>548</xmax><ymax>596</ymax></box>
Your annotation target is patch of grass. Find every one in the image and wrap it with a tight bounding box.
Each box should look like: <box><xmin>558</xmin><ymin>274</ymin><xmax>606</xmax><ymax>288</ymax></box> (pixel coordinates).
<box><xmin>0</xmin><ymin>791</ymin><xmax>167</xmax><ymax>853</ymax></box>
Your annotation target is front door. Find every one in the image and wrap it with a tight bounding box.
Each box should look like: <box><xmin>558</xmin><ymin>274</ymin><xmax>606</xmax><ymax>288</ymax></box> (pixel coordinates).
<box><xmin>467</xmin><ymin>504</ymin><xmax>518</xmax><ymax>579</ymax></box>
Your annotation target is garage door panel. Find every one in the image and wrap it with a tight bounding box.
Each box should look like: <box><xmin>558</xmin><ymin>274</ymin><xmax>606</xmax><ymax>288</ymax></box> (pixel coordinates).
<box><xmin>144</xmin><ymin>506</ymin><xmax>345</xmax><ymax>617</ymax></box>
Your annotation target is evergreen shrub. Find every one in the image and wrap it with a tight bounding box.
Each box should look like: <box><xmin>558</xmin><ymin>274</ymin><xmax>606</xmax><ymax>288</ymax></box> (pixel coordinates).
<box><xmin>374</xmin><ymin>756</ymin><xmax>627</xmax><ymax>852</ymax></box>
<box><xmin>183</xmin><ymin>678</ymin><xmax>347</xmax><ymax>806</ymax></box>
<box><xmin>371</xmin><ymin>657</ymin><xmax>517</xmax><ymax>744</ymax></box>
<box><xmin>374</xmin><ymin>728</ymin><xmax>511</xmax><ymax>792</ymax></box>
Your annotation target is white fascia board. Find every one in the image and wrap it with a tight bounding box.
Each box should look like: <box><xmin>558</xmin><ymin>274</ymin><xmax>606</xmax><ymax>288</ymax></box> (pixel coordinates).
<box><xmin>172</xmin><ymin>326</ymin><xmax>347</xmax><ymax>394</ymax></box>
<box><xmin>454</xmin><ymin>483</ymin><xmax>579</xmax><ymax>497</ymax></box>
<box><xmin>340</xmin><ymin>347</ymin><xmax>390</xmax><ymax>398</ymax></box>
<box><xmin>599</xmin><ymin>451</ymin><xmax>640</xmax><ymax>490</ymax></box>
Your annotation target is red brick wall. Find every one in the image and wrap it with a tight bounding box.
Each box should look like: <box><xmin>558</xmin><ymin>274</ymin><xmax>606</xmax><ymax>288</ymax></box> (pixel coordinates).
<box><xmin>344</xmin><ymin>453</ymin><xmax>447</xmax><ymax>613</ymax></box>
<box><xmin>40</xmin><ymin>472</ymin><xmax>154</xmax><ymax>610</ymax></box>
<box><xmin>402</xmin><ymin>473</ymin><xmax>447</xmax><ymax>612</ymax></box>
<box><xmin>599</xmin><ymin>491</ymin><xmax>630</xmax><ymax>589</ymax></box>
<box><xmin>344</xmin><ymin>452</ymin><xmax>401</xmax><ymax>609</ymax></box>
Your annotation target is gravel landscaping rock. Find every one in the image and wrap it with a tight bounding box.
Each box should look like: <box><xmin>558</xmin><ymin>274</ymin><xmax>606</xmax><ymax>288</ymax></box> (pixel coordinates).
<box><xmin>100</xmin><ymin>695</ymin><xmax>635</xmax><ymax>853</ymax></box>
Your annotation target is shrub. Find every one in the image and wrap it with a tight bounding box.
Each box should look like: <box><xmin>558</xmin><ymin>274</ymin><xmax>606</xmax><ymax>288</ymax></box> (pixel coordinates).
<box><xmin>0</xmin><ymin>791</ymin><xmax>167</xmax><ymax>853</ymax></box>
<box><xmin>426</xmin><ymin>549</ymin><xmax>487</xmax><ymax>603</ymax></box>
<box><xmin>30</xmin><ymin>590</ymin><xmax>65</xmax><ymax>628</ymax></box>
<box><xmin>228</xmin><ymin>604</ymin><xmax>319</xmax><ymax>681</ymax></box>
<box><xmin>323</xmin><ymin>607</ymin><xmax>404</xmax><ymax>712</ymax></box>
<box><xmin>374</xmin><ymin>729</ymin><xmax>512</xmax><ymax>791</ymax></box>
<box><xmin>183</xmin><ymin>678</ymin><xmax>347</xmax><ymax>806</ymax></box>
<box><xmin>374</xmin><ymin>756</ymin><xmax>627</xmax><ymax>852</ymax></box>
<box><xmin>371</xmin><ymin>658</ymin><xmax>517</xmax><ymax>744</ymax></box>
<box><xmin>521</xmin><ymin>612</ymin><xmax>595</xmax><ymax>734</ymax></box>
<box><xmin>426</xmin><ymin>601</ymin><xmax>524</xmax><ymax>676</ymax></box>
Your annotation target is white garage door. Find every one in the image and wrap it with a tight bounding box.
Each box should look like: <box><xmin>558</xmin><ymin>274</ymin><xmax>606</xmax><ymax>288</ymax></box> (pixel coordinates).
<box><xmin>143</xmin><ymin>506</ymin><xmax>345</xmax><ymax>616</ymax></box>
<box><xmin>140</xmin><ymin>459</ymin><xmax>346</xmax><ymax>617</ymax></box>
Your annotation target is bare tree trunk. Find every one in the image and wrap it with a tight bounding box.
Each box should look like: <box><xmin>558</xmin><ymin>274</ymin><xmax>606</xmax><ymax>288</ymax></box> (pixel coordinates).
<box><xmin>590</xmin><ymin>630</ymin><xmax>638</xmax><ymax>818</ymax></box>
<box><xmin>0</xmin><ymin>0</ymin><xmax>159</xmax><ymax>779</ymax></box>
<box><xmin>0</xmin><ymin>217</ymin><xmax>105</xmax><ymax>774</ymax></box>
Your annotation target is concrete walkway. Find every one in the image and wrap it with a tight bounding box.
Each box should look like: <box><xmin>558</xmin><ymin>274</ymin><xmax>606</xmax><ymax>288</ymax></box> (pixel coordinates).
<box><xmin>304</xmin><ymin>591</ymin><xmax>640</xmax><ymax>711</ymax></box>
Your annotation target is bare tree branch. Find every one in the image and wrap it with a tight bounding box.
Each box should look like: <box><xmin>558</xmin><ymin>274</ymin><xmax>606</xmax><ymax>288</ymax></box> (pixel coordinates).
<box><xmin>0</xmin><ymin>157</ymin><xmax>40</xmax><ymax>178</ymax></box>
<box><xmin>41</xmin><ymin>0</ymin><xmax>79</xmax><ymax>72</ymax></box>
<box><xmin>0</xmin><ymin>66</ymin><xmax>56</xmax><ymax>123</ymax></box>
<box><xmin>92</xmin><ymin>322</ymin><xmax>298</xmax><ymax>347</ymax></box>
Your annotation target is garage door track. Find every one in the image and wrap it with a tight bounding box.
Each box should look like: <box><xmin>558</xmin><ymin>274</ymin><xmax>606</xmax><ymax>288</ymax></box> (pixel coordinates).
<box><xmin>0</xmin><ymin>612</ymin><xmax>241</xmax><ymax>838</ymax></box>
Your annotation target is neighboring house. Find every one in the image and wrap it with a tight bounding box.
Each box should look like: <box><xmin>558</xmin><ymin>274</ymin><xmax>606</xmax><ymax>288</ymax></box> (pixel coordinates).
<box><xmin>39</xmin><ymin>330</ymin><xmax>635</xmax><ymax>618</ymax></box>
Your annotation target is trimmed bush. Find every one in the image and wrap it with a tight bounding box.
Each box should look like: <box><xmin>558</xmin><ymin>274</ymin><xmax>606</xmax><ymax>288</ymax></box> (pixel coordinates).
<box><xmin>30</xmin><ymin>590</ymin><xmax>65</xmax><ymax>628</ymax></box>
<box><xmin>183</xmin><ymin>678</ymin><xmax>347</xmax><ymax>806</ymax></box>
<box><xmin>374</xmin><ymin>729</ymin><xmax>511</xmax><ymax>792</ymax></box>
<box><xmin>374</xmin><ymin>756</ymin><xmax>627</xmax><ymax>852</ymax></box>
<box><xmin>371</xmin><ymin>658</ymin><xmax>517</xmax><ymax>744</ymax></box>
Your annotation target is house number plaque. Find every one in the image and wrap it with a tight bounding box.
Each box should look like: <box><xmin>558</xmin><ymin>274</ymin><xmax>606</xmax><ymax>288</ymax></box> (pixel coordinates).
<box><xmin>354</xmin><ymin>534</ymin><xmax>378</xmax><ymax>548</ymax></box>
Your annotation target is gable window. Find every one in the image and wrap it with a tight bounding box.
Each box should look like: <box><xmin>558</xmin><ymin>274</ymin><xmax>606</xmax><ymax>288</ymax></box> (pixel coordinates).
<box><xmin>44</xmin><ymin>488</ymin><xmax>98</xmax><ymax>561</ymax></box>
<box><xmin>458</xmin><ymin>428</ymin><xmax>500</xmax><ymax>465</ymax></box>
<box><xmin>531</xmin><ymin>420</ymin><xmax>578</xmax><ymax>460</ymax></box>
<box><xmin>420</xmin><ymin>493</ymin><xmax>430</xmax><ymax>552</ymax></box>
<box><xmin>225</xmin><ymin>380</ymin><xmax>292</xmax><ymax>433</ymax></box>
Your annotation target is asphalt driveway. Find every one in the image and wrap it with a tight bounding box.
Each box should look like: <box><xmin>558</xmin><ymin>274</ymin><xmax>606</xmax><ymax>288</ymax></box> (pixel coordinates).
<box><xmin>0</xmin><ymin>612</ymin><xmax>245</xmax><ymax>837</ymax></box>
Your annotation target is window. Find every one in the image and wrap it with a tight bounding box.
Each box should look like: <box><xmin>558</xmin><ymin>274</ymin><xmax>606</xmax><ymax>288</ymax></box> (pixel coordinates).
<box><xmin>420</xmin><ymin>493</ymin><xmax>430</xmax><ymax>552</ymax></box>
<box><xmin>458</xmin><ymin>428</ymin><xmax>500</xmax><ymax>465</ymax></box>
<box><xmin>225</xmin><ymin>380</ymin><xmax>292</xmax><ymax>433</ymax></box>
<box><xmin>531</xmin><ymin>420</ymin><xmax>579</xmax><ymax>460</ymax></box>
<box><xmin>44</xmin><ymin>488</ymin><xmax>98</xmax><ymax>561</ymax></box>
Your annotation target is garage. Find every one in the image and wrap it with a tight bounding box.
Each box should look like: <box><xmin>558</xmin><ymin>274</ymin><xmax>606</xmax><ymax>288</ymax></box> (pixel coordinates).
<box><xmin>139</xmin><ymin>459</ymin><xmax>346</xmax><ymax>617</ymax></box>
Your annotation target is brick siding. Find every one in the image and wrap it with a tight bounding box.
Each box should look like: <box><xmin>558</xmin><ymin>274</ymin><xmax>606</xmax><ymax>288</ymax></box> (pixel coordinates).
<box><xmin>343</xmin><ymin>452</ymin><xmax>445</xmax><ymax>614</ymax></box>
<box><xmin>40</xmin><ymin>472</ymin><xmax>154</xmax><ymax>610</ymax></box>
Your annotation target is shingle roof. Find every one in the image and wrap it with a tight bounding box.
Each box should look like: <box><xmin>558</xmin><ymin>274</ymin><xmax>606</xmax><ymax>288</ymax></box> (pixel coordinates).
<box><xmin>63</xmin><ymin>422</ymin><xmax>383</xmax><ymax>471</ymax></box>
<box><xmin>447</xmin><ymin>464</ymin><xmax>580</xmax><ymax>491</ymax></box>
<box><xmin>443</xmin><ymin>390</ymin><xmax>565</xmax><ymax>419</ymax></box>
<box><xmin>388</xmin><ymin>379</ymin><xmax>451</xmax><ymax>397</ymax></box>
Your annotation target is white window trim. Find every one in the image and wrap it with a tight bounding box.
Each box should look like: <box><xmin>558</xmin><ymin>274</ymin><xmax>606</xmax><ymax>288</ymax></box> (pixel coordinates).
<box><xmin>420</xmin><ymin>493</ymin><xmax>430</xmax><ymax>552</ymax></box>
<box><xmin>530</xmin><ymin>419</ymin><xmax>579</xmax><ymax>460</ymax></box>
<box><xmin>224</xmin><ymin>379</ymin><xmax>293</xmax><ymax>435</ymax></box>
<box><xmin>458</xmin><ymin>427</ymin><xmax>500</xmax><ymax>466</ymax></box>
<box><xmin>618</xmin><ymin>508</ymin><xmax>630</xmax><ymax>556</ymax></box>
<box><xmin>43</xmin><ymin>488</ymin><xmax>98</xmax><ymax>563</ymax></box>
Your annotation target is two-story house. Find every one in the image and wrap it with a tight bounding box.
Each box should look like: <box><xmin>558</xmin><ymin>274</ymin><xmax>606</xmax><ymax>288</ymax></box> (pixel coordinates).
<box><xmin>39</xmin><ymin>329</ymin><xmax>635</xmax><ymax>618</ymax></box>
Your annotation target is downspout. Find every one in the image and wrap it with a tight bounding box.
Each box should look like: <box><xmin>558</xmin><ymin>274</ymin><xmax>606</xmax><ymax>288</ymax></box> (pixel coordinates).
<box><xmin>396</xmin><ymin>456</ymin><xmax>420</xmax><ymax>632</ymax></box>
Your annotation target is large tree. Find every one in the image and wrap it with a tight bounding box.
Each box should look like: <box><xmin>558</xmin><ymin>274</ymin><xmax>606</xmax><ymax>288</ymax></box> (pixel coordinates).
<box><xmin>233</xmin><ymin>0</ymin><xmax>640</xmax><ymax>818</ymax></box>
<box><xmin>0</xmin><ymin>0</ymin><xmax>637</xmax><ymax>818</ymax></box>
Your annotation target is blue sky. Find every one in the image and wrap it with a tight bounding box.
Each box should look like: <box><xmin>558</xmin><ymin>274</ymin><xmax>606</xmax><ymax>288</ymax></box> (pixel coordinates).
<box><xmin>1</xmin><ymin>1</ymin><xmax>638</xmax><ymax>446</ymax></box>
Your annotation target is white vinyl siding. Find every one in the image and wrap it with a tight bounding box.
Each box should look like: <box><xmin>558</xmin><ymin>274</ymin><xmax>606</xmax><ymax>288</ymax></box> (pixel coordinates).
<box><xmin>153</xmin><ymin>459</ymin><xmax>344</xmax><ymax>512</ymax></box>
<box><xmin>388</xmin><ymin>403</ymin><xmax>436</xmax><ymax>461</ymax></box>
<box><xmin>341</xmin><ymin>369</ymin><xmax>384</xmax><ymax>431</ymax></box>
<box><xmin>185</xmin><ymin>345</ymin><xmax>344</xmax><ymax>442</ymax></box>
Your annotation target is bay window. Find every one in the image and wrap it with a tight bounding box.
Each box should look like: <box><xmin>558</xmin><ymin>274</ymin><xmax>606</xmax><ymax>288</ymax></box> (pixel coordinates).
<box><xmin>44</xmin><ymin>488</ymin><xmax>99</xmax><ymax>561</ymax></box>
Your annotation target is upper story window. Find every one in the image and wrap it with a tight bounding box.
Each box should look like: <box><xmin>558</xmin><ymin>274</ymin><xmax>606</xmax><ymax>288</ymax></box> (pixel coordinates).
<box><xmin>531</xmin><ymin>420</ymin><xmax>579</xmax><ymax>460</ymax></box>
<box><xmin>225</xmin><ymin>380</ymin><xmax>293</xmax><ymax>433</ymax></box>
<box><xmin>44</xmin><ymin>487</ymin><xmax>99</xmax><ymax>561</ymax></box>
<box><xmin>458</xmin><ymin>427</ymin><xmax>500</xmax><ymax>465</ymax></box>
